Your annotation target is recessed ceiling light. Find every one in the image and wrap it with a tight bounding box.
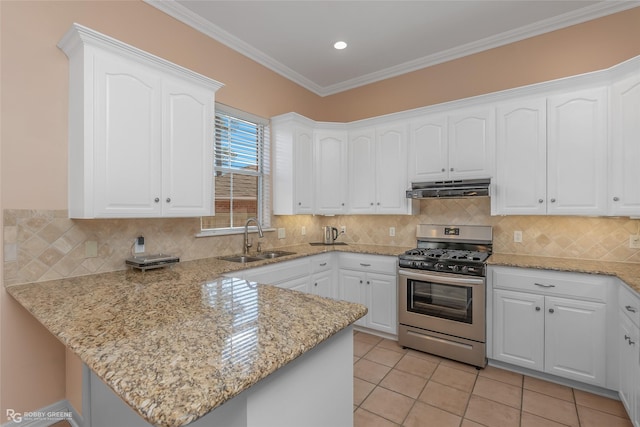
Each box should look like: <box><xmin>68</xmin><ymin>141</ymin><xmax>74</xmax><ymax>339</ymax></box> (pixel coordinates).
<box><xmin>334</xmin><ymin>41</ymin><xmax>347</xmax><ymax>50</ymax></box>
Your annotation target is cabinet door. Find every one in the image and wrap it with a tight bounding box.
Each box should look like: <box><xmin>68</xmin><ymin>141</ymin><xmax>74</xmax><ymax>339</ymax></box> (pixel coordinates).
<box><xmin>619</xmin><ymin>312</ymin><xmax>638</xmax><ymax>422</ymax></box>
<box><xmin>162</xmin><ymin>77</ymin><xmax>214</xmax><ymax>216</ymax></box>
<box><xmin>93</xmin><ymin>53</ymin><xmax>163</xmax><ymax>217</ymax></box>
<box><xmin>311</xmin><ymin>271</ymin><xmax>333</xmax><ymax>299</ymax></box>
<box><xmin>547</xmin><ymin>87</ymin><xmax>608</xmax><ymax>215</ymax></box>
<box><xmin>492</xmin><ymin>289</ymin><xmax>545</xmax><ymax>371</ymax></box>
<box><xmin>448</xmin><ymin>106</ymin><xmax>495</xmax><ymax>179</ymax></box>
<box><xmin>408</xmin><ymin>114</ymin><xmax>448</xmax><ymax>181</ymax></box>
<box><xmin>339</xmin><ymin>270</ymin><xmax>366</xmax><ymax>327</ymax></box>
<box><xmin>348</xmin><ymin>129</ymin><xmax>376</xmax><ymax>214</ymax></box>
<box><xmin>545</xmin><ymin>296</ymin><xmax>607</xmax><ymax>385</ymax></box>
<box><xmin>315</xmin><ymin>130</ymin><xmax>348</xmax><ymax>214</ymax></box>
<box><xmin>610</xmin><ymin>75</ymin><xmax>640</xmax><ymax>216</ymax></box>
<box><xmin>366</xmin><ymin>273</ymin><xmax>397</xmax><ymax>335</ymax></box>
<box><xmin>376</xmin><ymin>125</ymin><xmax>409</xmax><ymax>214</ymax></box>
<box><xmin>293</xmin><ymin>126</ymin><xmax>315</xmax><ymax>214</ymax></box>
<box><xmin>494</xmin><ymin>99</ymin><xmax>547</xmax><ymax>215</ymax></box>
<box><xmin>279</xmin><ymin>275</ymin><xmax>310</xmax><ymax>293</ymax></box>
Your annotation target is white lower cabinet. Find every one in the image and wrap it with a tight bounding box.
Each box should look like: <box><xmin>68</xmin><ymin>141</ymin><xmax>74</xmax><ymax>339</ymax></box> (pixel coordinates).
<box><xmin>490</xmin><ymin>266</ymin><xmax>609</xmax><ymax>387</ymax></box>
<box><xmin>338</xmin><ymin>254</ymin><xmax>397</xmax><ymax>335</ymax></box>
<box><xmin>618</xmin><ymin>283</ymin><xmax>640</xmax><ymax>427</ymax></box>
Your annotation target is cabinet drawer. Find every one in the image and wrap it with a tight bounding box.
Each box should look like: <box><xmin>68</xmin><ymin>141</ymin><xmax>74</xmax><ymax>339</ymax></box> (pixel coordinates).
<box><xmin>243</xmin><ymin>258</ymin><xmax>311</xmax><ymax>285</ymax></box>
<box><xmin>618</xmin><ymin>282</ymin><xmax>640</xmax><ymax>327</ymax></box>
<box><xmin>338</xmin><ymin>253</ymin><xmax>397</xmax><ymax>274</ymax></box>
<box><xmin>492</xmin><ymin>266</ymin><xmax>609</xmax><ymax>302</ymax></box>
<box><xmin>311</xmin><ymin>253</ymin><xmax>334</xmax><ymax>273</ymax></box>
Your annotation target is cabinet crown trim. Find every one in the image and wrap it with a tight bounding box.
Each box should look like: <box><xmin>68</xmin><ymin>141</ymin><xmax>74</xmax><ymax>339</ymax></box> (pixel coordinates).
<box><xmin>58</xmin><ymin>23</ymin><xmax>224</xmax><ymax>91</ymax></box>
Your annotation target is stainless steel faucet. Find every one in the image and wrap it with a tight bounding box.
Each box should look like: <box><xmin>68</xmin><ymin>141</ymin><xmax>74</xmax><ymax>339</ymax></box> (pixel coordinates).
<box><xmin>244</xmin><ymin>217</ymin><xmax>264</xmax><ymax>254</ymax></box>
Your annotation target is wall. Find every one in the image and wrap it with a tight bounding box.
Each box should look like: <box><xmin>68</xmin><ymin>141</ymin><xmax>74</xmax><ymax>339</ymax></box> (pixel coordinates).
<box><xmin>2</xmin><ymin>0</ymin><xmax>640</xmax><ymax>418</ymax></box>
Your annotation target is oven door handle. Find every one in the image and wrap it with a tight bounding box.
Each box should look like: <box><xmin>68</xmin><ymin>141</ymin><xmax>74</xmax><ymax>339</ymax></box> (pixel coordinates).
<box><xmin>398</xmin><ymin>269</ymin><xmax>484</xmax><ymax>286</ymax></box>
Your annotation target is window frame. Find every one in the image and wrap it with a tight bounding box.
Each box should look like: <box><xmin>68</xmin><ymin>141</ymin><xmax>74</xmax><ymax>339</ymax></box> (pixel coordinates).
<box><xmin>198</xmin><ymin>103</ymin><xmax>271</xmax><ymax>237</ymax></box>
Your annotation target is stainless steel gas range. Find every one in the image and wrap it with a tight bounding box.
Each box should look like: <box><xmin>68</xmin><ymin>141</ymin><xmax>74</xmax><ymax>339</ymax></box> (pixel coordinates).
<box><xmin>398</xmin><ymin>224</ymin><xmax>493</xmax><ymax>368</ymax></box>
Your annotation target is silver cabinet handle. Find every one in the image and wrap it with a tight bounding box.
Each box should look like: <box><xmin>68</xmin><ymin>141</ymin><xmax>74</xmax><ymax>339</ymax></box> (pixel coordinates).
<box><xmin>319</xmin><ymin>262</ymin><xmax>327</xmax><ymax>266</ymax></box>
<box><xmin>549</xmin><ymin>308</ymin><xmax>555</xmax><ymax>314</ymax></box>
<box><xmin>535</xmin><ymin>306</ymin><xmax>541</xmax><ymax>311</ymax></box>
<box><xmin>626</xmin><ymin>306</ymin><xmax>637</xmax><ymax>313</ymax></box>
<box><xmin>534</xmin><ymin>282</ymin><xmax>556</xmax><ymax>288</ymax></box>
<box><xmin>613</xmin><ymin>197</ymin><xmax>620</xmax><ymax>202</ymax></box>
<box><xmin>154</xmin><ymin>197</ymin><xmax>160</xmax><ymax>203</ymax></box>
<box><xmin>626</xmin><ymin>335</ymin><xmax>636</xmax><ymax>345</ymax></box>
<box><xmin>360</xmin><ymin>263</ymin><xmax>371</xmax><ymax>267</ymax></box>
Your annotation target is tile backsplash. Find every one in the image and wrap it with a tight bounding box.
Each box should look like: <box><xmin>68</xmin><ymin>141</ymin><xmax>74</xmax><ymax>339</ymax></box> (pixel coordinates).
<box><xmin>4</xmin><ymin>198</ymin><xmax>640</xmax><ymax>285</ymax></box>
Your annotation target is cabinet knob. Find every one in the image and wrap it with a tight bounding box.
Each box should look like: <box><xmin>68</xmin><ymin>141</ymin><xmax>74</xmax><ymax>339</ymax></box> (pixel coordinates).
<box><xmin>535</xmin><ymin>306</ymin><xmax>541</xmax><ymax>311</ymax></box>
<box><xmin>441</xmin><ymin>168</ymin><xmax>445</xmax><ymax>172</ymax></box>
<box><xmin>298</xmin><ymin>202</ymin><xmax>302</xmax><ymax>206</ymax></box>
<box><xmin>377</xmin><ymin>202</ymin><xmax>380</xmax><ymax>205</ymax></box>
<box><xmin>359</xmin><ymin>280</ymin><xmax>363</xmax><ymax>284</ymax></box>
<box><xmin>549</xmin><ymin>308</ymin><xmax>555</xmax><ymax>314</ymax></box>
<box><xmin>450</xmin><ymin>168</ymin><xmax>454</xmax><ymax>172</ymax></box>
<box><xmin>341</xmin><ymin>203</ymin><xmax>345</xmax><ymax>206</ymax></box>
<box><xmin>613</xmin><ymin>197</ymin><xmax>620</xmax><ymax>202</ymax></box>
<box><xmin>550</xmin><ymin>198</ymin><xmax>556</xmax><ymax>203</ymax></box>
<box><xmin>370</xmin><ymin>202</ymin><xmax>374</xmax><ymax>206</ymax></box>
<box><xmin>366</xmin><ymin>281</ymin><xmax>370</xmax><ymax>285</ymax></box>
<box><xmin>538</xmin><ymin>199</ymin><xmax>544</xmax><ymax>204</ymax></box>
<box><xmin>314</xmin><ymin>282</ymin><xmax>318</xmax><ymax>287</ymax></box>
<box><xmin>154</xmin><ymin>197</ymin><xmax>160</xmax><ymax>203</ymax></box>
<box><xmin>626</xmin><ymin>306</ymin><xmax>637</xmax><ymax>313</ymax></box>
<box><xmin>319</xmin><ymin>262</ymin><xmax>327</xmax><ymax>266</ymax></box>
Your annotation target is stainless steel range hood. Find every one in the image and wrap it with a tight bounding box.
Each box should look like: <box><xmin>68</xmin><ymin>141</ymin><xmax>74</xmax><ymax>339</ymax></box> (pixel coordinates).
<box><xmin>406</xmin><ymin>178</ymin><xmax>491</xmax><ymax>199</ymax></box>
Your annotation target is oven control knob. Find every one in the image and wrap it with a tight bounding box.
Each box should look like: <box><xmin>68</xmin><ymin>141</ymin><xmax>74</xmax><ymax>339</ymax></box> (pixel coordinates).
<box><xmin>461</xmin><ymin>266</ymin><xmax>469</xmax><ymax>274</ymax></box>
<box><xmin>449</xmin><ymin>265</ymin><xmax>459</xmax><ymax>272</ymax></box>
<box><xmin>435</xmin><ymin>263</ymin><xmax>444</xmax><ymax>270</ymax></box>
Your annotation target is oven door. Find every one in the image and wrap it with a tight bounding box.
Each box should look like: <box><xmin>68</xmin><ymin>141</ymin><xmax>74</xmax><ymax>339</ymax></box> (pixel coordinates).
<box><xmin>398</xmin><ymin>268</ymin><xmax>485</xmax><ymax>342</ymax></box>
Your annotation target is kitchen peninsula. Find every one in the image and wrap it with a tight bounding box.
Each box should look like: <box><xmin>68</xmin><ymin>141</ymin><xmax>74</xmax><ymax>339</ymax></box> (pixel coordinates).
<box><xmin>6</xmin><ymin>255</ymin><xmax>368</xmax><ymax>427</ymax></box>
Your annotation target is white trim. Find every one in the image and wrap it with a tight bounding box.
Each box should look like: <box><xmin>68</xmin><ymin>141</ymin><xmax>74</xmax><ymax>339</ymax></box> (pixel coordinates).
<box><xmin>144</xmin><ymin>0</ymin><xmax>639</xmax><ymax>96</ymax></box>
<box><xmin>1</xmin><ymin>399</ymin><xmax>82</xmax><ymax>427</ymax></box>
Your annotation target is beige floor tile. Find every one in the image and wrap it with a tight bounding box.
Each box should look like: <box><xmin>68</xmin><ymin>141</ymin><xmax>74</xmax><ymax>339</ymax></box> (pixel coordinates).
<box><xmin>478</xmin><ymin>365</ymin><xmax>523</xmax><ymax>387</ymax></box>
<box><xmin>419</xmin><ymin>380</ymin><xmax>471</xmax><ymax>416</ymax></box>
<box><xmin>395</xmin><ymin>354</ymin><xmax>439</xmax><ymax>379</ymax></box>
<box><xmin>523</xmin><ymin>376</ymin><xmax>574</xmax><ymax>402</ymax></box>
<box><xmin>520</xmin><ymin>411</ymin><xmax>570</xmax><ymax>427</ymax></box>
<box><xmin>404</xmin><ymin>401</ymin><xmax>461</xmax><ymax>427</ymax></box>
<box><xmin>379</xmin><ymin>368</ymin><xmax>428</xmax><ymax>399</ymax></box>
<box><xmin>354</xmin><ymin>339</ymin><xmax>376</xmax><ymax>357</ymax></box>
<box><xmin>354</xmin><ymin>358</ymin><xmax>392</xmax><ymax>384</ymax></box>
<box><xmin>364</xmin><ymin>347</ymin><xmax>405</xmax><ymax>367</ymax></box>
<box><xmin>377</xmin><ymin>338</ymin><xmax>408</xmax><ymax>354</ymax></box>
<box><xmin>354</xmin><ymin>408</ymin><xmax>400</xmax><ymax>427</ymax></box>
<box><xmin>574</xmin><ymin>389</ymin><xmax>629</xmax><ymax>418</ymax></box>
<box><xmin>361</xmin><ymin>386</ymin><xmax>415</xmax><ymax>425</ymax></box>
<box><xmin>354</xmin><ymin>377</ymin><xmax>376</xmax><ymax>406</ymax></box>
<box><xmin>355</xmin><ymin>331</ymin><xmax>383</xmax><ymax>345</ymax></box>
<box><xmin>460</xmin><ymin>419</ymin><xmax>485</xmax><ymax>427</ymax></box>
<box><xmin>473</xmin><ymin>375</ymin><xmax>522</xmax><ymax>409</ymax></box>
<box><xmin>431</xmin><ymin>364</ymin><xmax>478</xmax><ymax>393</ymax></box>
<box><xmin>464</xmin><ymin>395</ymin><xmax>521</xmax><ymax>427</ymax></box>
<box><xmin>577</xmin><ymin>405</ymin><xmax>633</xmax><ymax>427</ymax></box>
<box><xmin>522</xmin><ymin>389</ymin><xmax>579</xmax><ymax>427</ymax></box>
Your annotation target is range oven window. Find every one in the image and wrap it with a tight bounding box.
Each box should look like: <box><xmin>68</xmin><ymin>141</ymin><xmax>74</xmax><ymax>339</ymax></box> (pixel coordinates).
<box><xmin>407</xmin><ymin>279</ymin><xmax>472</xmax><ymax>324</ymax></box>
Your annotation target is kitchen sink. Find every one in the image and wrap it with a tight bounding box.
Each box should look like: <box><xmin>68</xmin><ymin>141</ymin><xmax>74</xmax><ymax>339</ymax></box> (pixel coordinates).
<box><xmin>218</xmin><ymin>255</ymin><xmax>264</xmax><ymax>263</ymax></box>
<box><xmin>256</xmin><ymin>251</ymin><xmax>296</xmax><ymax>259</ymax></box>
<box><xmin>218</xmin><ymin>251</ymin><xmax>296</xmax><ymax>263</ymax></box>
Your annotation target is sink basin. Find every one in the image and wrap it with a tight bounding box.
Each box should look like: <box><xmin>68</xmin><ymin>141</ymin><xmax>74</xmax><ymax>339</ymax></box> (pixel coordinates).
<box><xmin>218</xmin><ymin>255</ymin><xmax>264</xmax><ymax>263</ymax></box>
<box><xmin>256</xmin><ymin>251</ymin><xmax>296</xmax><ymax>259</ymax></box>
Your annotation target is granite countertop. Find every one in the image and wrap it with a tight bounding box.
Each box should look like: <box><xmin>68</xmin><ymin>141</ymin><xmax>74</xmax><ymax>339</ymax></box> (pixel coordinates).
<box><xmin>5</xmin><ymin>243</ymin><xmax>405</xmax><ymax>427</ymax></box>
<box><xmin>488</xmin><ymin>253</ymin><xmax>640</xmax><ymax>293</ymax></box>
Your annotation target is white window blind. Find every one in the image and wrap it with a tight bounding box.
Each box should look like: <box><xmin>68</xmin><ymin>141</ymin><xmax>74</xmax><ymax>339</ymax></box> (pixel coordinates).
<box><xmin>201</xmin><ymin>104</ymin><xmax>270</xmax><ymax>232</ymax></box>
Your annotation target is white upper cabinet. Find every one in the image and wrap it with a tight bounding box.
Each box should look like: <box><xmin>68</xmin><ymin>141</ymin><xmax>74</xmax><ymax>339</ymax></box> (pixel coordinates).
<box><xmin>610</xmin><ymin>74</ymin><xmax>640</xmax><ymax>216</ymax></box>
<box><xmin>547</xmin><ymin>87</ymin><xmax>608</xmax><ymax>215</ymax></box>
<box><xmin>408</xmin><ymin>114</ymin><xmax>448</xmax><ymax>181</ymax></box>
<box><xmin>494</xmin><ymin>98</ymin><xmax>547</xmax><ymax>215</ymax></box>
<box><xmin>448</xmin><ymin>106</ymin><xmax>496</xmax><ymax>179</ymax></box>
<box><xmin>349</xmin><ymin>124</ymin><xmax>413</xmax><ymax>214</ymax></box>
<box><xmin>59</xmin><ymin>24</ymin><xmax>222</xmax><ymax>219</ymax></box>
<box><xmin>409</xmin><ymin>106</ymin><xmax>494</xmax><ymax>182</ymax></box>
<box><xmin>293</xmin><ymin>126</ymin><xmax>315</xmax><ymax>214</ymax></box>
<box><xmin>315</xmin><ymin>129</ymin><xmax>348</xmax><ymax>215</ymax></box>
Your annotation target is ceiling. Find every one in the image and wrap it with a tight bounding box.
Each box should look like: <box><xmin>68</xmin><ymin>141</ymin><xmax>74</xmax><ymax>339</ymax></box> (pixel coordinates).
<box><xmin>146</xmin><ymin>1</ymin><xmax>639</xmax><ymax>96</ymax></box>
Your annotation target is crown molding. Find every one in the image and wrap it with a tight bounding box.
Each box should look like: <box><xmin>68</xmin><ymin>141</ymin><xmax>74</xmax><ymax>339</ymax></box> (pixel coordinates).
<box><xmin>145</xmin><ymin>0</ymin><xmax>640</xmax><ymax>97</ymax></box>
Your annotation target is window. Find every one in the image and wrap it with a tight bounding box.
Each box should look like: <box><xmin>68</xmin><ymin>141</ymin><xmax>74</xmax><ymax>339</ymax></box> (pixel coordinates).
<box><xmin>201</xmin><ymin>104</ymin><xmax>270</xmax><ymax>233</ymax></box>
